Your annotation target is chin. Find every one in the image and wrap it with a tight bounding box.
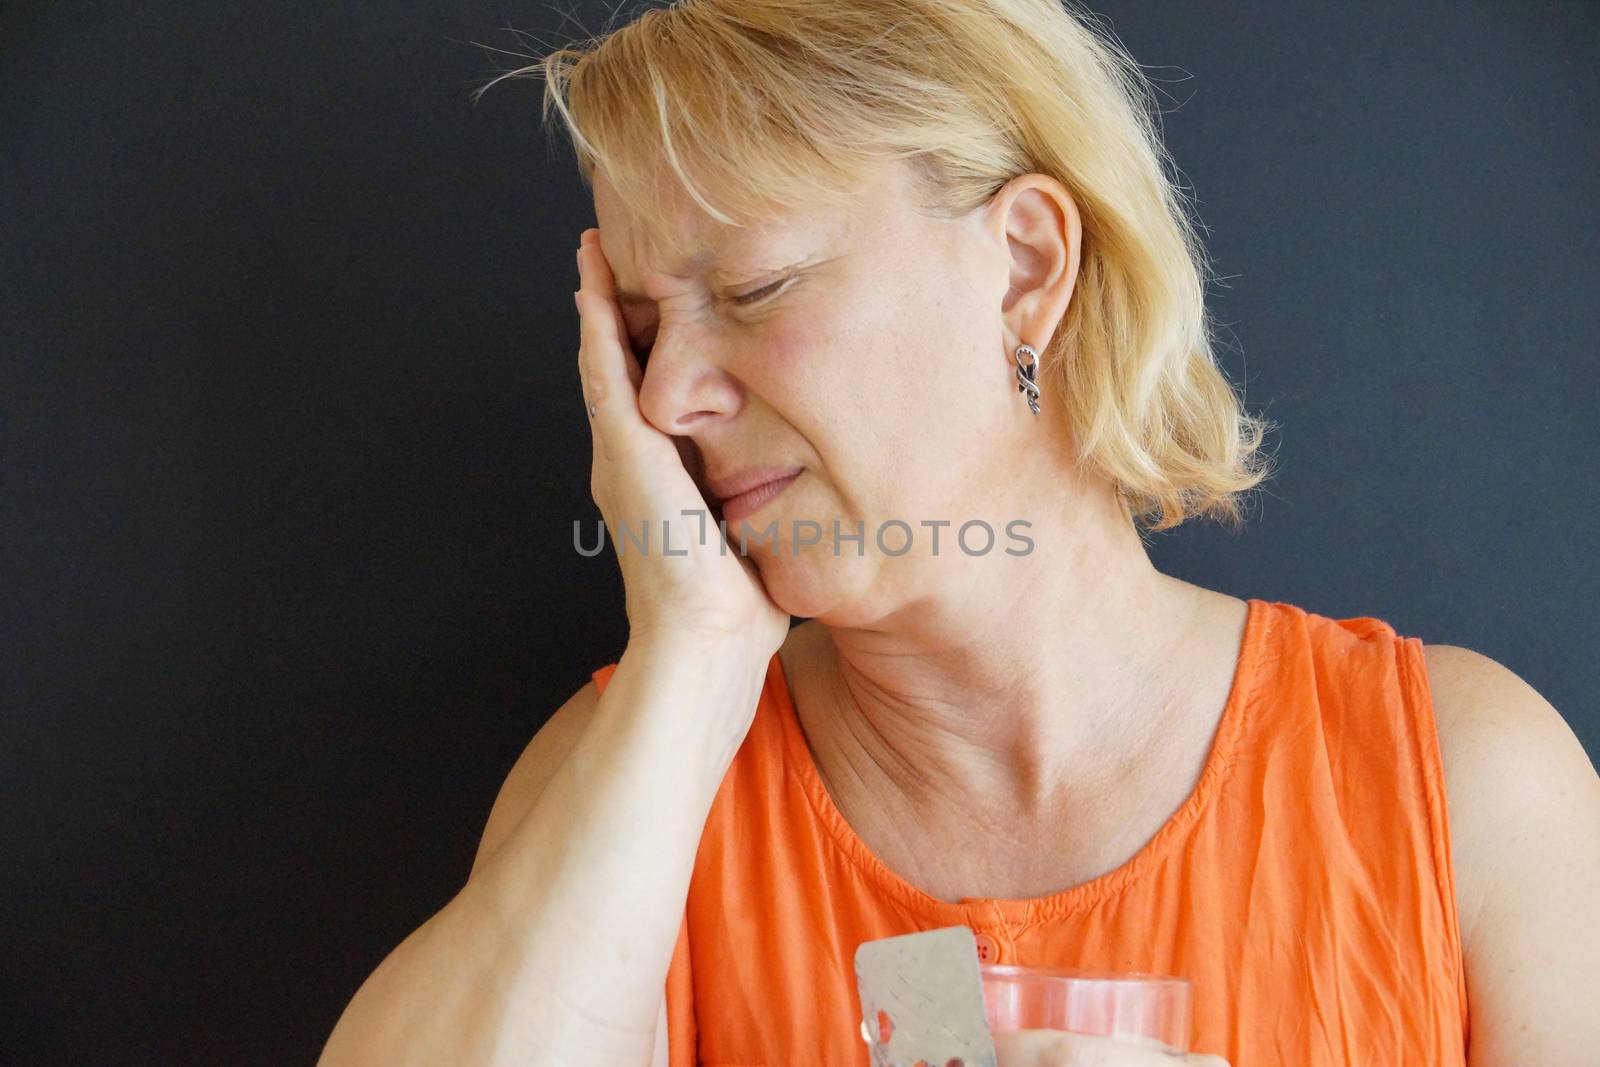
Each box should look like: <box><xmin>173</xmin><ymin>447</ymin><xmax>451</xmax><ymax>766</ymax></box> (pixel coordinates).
<box><xmin>751</xmin><ymin>548</ymin><xmax>881</xmax><ymax>624</ymax></box>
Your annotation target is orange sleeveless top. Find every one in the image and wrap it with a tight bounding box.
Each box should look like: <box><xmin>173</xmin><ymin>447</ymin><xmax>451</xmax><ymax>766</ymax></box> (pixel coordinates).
<box><xmin>589</xmin><ymin>598</ymin><xmax>1470</xmax><ymax>1065</ymax></box>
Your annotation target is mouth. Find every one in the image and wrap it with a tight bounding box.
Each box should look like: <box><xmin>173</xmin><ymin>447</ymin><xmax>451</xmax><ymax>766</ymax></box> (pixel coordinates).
<box><xmin>714</xmin><ymin>468</ymin><xmax>804</xmax><ymax>526</ymax></box>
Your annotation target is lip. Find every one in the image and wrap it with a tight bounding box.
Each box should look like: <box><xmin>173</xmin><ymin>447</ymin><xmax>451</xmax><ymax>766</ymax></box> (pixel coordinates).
<box><xmin>706</xmin><ymin>464</ymin><xmax>805</xmax><ymax>502</ymax></box>
<box><xmin>713</xmin><ymin>468</ymin><xmax>803</xmax><ymax>525</ymax></box>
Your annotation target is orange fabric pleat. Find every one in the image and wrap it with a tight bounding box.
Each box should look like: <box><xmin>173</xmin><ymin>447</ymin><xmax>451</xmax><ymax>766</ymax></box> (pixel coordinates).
<box><xmin>590</xmin><ymin>598</ymin><xmax>1470</xmax><ymax>1066</ymax></box>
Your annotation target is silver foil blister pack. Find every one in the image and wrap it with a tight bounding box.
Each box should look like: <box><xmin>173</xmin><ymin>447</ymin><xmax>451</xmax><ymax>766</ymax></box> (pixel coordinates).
<box><xmin>854</xmin><ymin>925</ymin><xmax>998</xmax><ymax>1067</ymax></box>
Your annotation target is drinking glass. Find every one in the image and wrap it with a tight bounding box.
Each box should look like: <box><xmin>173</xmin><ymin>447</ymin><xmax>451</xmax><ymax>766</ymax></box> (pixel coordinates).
<box><xmin>979</xmin><ymin>963</ymin><xmax>1192</xmax><ymax>1054</ymax></box>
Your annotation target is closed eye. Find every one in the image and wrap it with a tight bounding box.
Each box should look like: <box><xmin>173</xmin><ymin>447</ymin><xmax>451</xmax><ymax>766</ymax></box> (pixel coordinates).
<box><xmin>631</xmin><ymin>276</ymin><xmax>792</xmax><ymax>361</ymax></box>
<box><xmin>732</xmin><ymin>276</ymin><xmax>791</xmax><ymax>306</ymax></box>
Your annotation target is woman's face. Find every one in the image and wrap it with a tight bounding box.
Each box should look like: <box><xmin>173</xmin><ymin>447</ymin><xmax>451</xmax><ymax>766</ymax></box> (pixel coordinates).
<box><xmin>592</xmin><ymin>157</ymin><xmax>1075</xmax><ymax>623</ymax></box>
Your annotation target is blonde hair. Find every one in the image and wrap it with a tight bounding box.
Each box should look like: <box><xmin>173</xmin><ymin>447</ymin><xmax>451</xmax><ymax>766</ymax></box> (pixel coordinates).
<box><xmin>477</xmin><ymin>0</ymin><xmax>1278</xmax><ymax>533</ymax></box>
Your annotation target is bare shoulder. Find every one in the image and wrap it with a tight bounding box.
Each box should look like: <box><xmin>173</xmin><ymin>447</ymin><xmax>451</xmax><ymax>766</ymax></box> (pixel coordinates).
<box><xmin>1420</xmin><ymin>643</ymin><xmax>1600</xmax><ymax>1063</ymax></box>
<box><xmin>466</xmin><ymin>678</ymin><xmax>602</xmax><ymax>884</ymax></box>
<box><xmin>1420</xmin><ymin>645</ymin><xmax>1597</xmax><ymax>934</ymax></box>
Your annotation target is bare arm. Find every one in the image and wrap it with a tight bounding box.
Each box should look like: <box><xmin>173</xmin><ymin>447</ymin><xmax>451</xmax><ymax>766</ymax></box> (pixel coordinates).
<box><xmin>315</xmin><ymin>636</ymin><xmax>769</xmax><ymax>1067</ymax></box>
<box><xmin>313</xmin><ymin>221</ymin><xmax>790</xmax><ymax>1067</ymax></box>
<box><xmin>1424</xmin><ymin>644</ymin><xmax>1600</xmax><ymax>1066</ymax></box>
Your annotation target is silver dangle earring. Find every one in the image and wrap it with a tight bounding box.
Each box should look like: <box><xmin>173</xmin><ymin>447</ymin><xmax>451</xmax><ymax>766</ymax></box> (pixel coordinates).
<box><xmin>1013</xmin><ymin>342</ymin><xmax>1042</xmax><ymax>415</ymax></box>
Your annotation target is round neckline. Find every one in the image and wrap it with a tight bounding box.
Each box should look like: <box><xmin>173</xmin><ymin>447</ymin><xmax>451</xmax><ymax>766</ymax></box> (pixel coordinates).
<box><xmin>767</xmin><ymin>596</ymin><xmax>1271</xmax><ymax>928</ymax></box>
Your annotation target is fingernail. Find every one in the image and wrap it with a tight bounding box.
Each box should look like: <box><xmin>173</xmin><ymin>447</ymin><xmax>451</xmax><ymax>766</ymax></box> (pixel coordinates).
<box><xmin>573</xmin><ymin>290</ymin><xmax>581</xmax><ymax>311</ymax></box>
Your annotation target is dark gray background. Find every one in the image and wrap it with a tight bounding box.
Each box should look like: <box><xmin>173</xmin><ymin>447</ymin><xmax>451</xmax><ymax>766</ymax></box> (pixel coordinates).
<box><xmin>4</xmin><ymin>1</ymin><xmax>1596</xmax><ymax>1063</ymax></box>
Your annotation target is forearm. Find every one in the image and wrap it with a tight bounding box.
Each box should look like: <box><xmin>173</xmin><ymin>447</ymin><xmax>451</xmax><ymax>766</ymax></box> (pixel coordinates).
<box><xmin>471</xmin><ymin>637</ymin><xmax>766</xmax><ymax>1061</ymax></box>
<box><xmin>317</xmin><ymin>637</ymin><xmax>768</xmax><ymax>1067</ymax></box>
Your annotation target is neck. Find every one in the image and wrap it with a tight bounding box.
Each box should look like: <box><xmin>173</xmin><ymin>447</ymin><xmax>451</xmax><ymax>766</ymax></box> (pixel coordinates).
<box><xmin>784</xmin><ymin>481</ymin><xmax>1209</xmax><ymax>825</ymax></box>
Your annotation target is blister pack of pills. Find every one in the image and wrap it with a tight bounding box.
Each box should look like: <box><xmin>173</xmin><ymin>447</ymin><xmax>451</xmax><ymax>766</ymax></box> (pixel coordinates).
<box><xmin>854</xmin><ymin>925</ymin><xmax>999</xmax><ymax>1067</ymax></box>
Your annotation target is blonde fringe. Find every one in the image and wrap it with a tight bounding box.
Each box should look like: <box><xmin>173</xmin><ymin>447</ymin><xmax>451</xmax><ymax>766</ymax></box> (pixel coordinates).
<box><xmin>476</xmin><ymin>0</ymin><xmax>1278</xmax><ymax>533</ymax></box>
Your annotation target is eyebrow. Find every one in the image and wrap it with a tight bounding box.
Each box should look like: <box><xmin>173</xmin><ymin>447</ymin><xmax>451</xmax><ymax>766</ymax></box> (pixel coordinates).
<box><xmin>613</xmin><ymin>244</ymin><xmax>736</xmax><ymax>308</ymax></box>
<box><xmin>616</xmin><ymin>289</ymin><xmax>663</xmax><ymax>309</ymax></box>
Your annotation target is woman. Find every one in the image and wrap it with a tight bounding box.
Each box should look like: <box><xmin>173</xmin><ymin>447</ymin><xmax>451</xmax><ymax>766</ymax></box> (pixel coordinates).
<box><xmin>317</xmin><ymin>2</ymin><xmax>1600</xmax><ymax>1065</ymax></box>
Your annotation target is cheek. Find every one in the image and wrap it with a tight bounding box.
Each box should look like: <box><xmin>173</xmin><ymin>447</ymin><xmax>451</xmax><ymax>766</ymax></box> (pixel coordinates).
<box><xmin>747</xmin><ymin>308</ymin><xmax>896</xmax><ymax>511</ymax></box>
<box><xmin>767</xmin><ymin>301</ymin><xmax>969</xmax><ymax>504</ymax></box>
<box><xmin>851</xmin><ymin>291</ymin><xmax>1007</xmax><ymax>514</ymax></box>
<box><xmin>752</xmin><ymin>304</ymin><xmax>870</xmax><ymax>419</ymax></box>
<box><xmin>755</xmin><ymin>318</ymin><xmax>813</xmax><ymax>379</ymax></box>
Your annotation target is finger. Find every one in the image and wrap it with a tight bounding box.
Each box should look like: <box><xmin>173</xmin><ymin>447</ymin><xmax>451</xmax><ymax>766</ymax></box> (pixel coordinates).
<box><xmin>573</xmin><ymin>243</ymin><xmax>596</xmax><ymax>422</ymax></box>
<box><xmin>575</xmin><ymin>257</ymin><xmax>645</xmax><ymax>461</ymax></box>
<box><xmin>993</xmin><ymin>1028</ymin><xmax>1215</xmax><ymax>1065</ymax></box>
<box><xmin>576</xmin><ymin>228</ymin><xmax>645</xmax><ymax>393</ymax></box>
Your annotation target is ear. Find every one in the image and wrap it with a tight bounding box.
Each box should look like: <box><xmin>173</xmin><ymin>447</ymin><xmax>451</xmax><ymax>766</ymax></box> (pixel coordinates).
<box><xmin>982</xmin><ymin>173</ymin><xmax>1082</xmax><ymax>362</ymax></box>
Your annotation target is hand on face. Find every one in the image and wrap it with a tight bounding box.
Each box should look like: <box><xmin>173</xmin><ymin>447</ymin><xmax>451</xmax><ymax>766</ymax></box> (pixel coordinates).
<box><xmin>575</xmin><ymin>228</ymin><xmax>791</xmax><ymax>659</ymax></box>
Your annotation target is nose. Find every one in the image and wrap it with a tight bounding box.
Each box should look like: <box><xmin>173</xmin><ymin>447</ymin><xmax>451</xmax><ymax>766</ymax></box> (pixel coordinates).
<box><xmin>635</xmin><ymin>324</ymin><xmax>746</xmax><ymax>436</ymax></box>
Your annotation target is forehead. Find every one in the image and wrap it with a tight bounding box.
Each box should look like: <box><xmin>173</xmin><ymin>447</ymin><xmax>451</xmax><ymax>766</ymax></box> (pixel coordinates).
<box><xmin>592</xmin><ymin>172</ymin><xmax>811</xmax><ymax>294</ymax></box>
<box><xmin>591</xmin><ymin>159</ymin><xmax>920</xmax><ymax>297</ymax></box>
